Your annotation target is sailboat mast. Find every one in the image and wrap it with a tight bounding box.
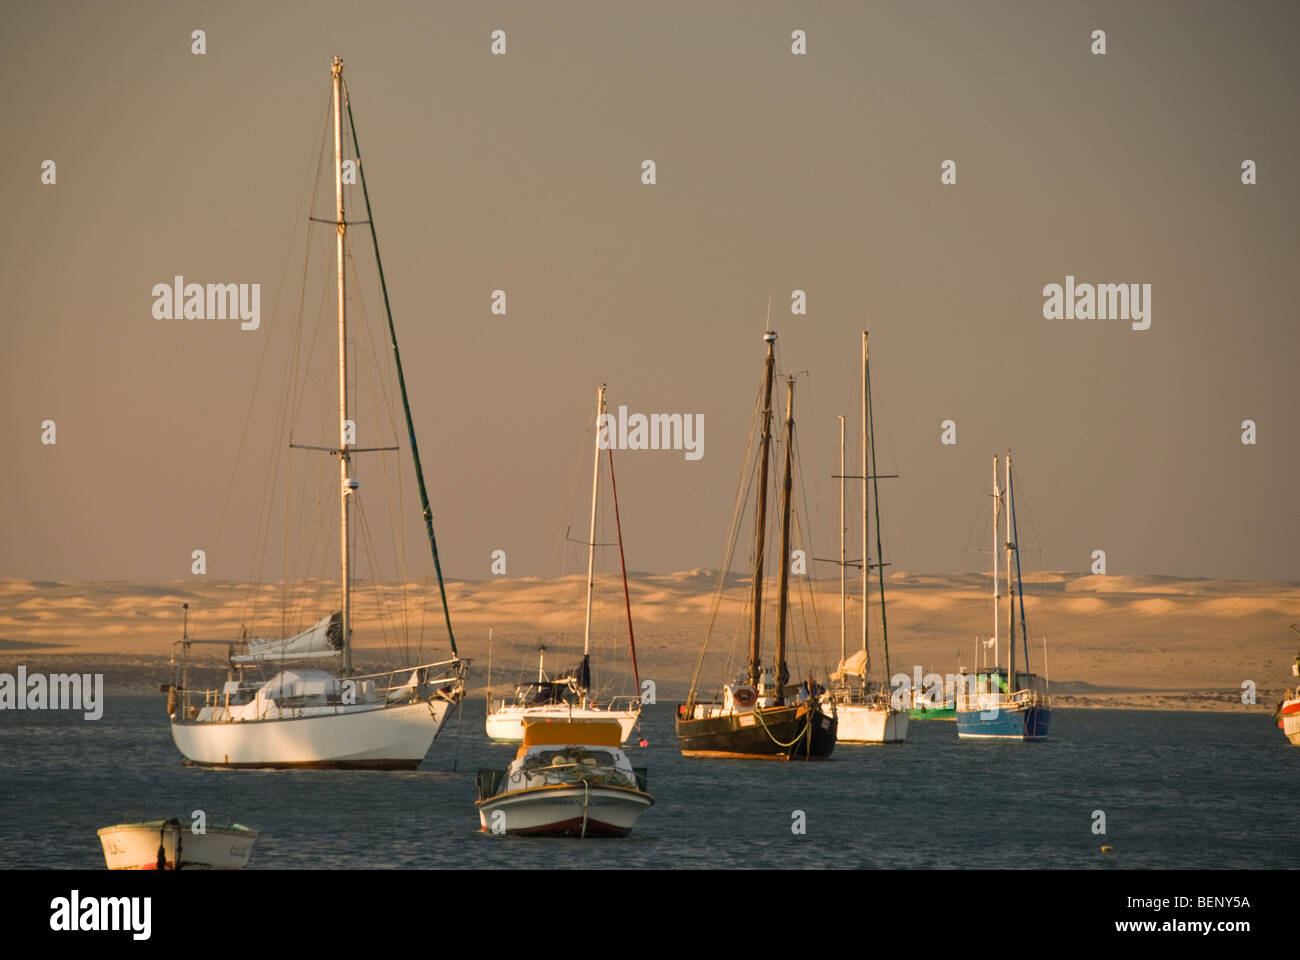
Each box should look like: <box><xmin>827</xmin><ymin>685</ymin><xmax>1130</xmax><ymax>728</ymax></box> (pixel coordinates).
<box><xmin>838</xmin><ymin>414</ymin><xmax>846</xmax><ymax>664</ymax></box>
<box><xmin>1010</xmin><ymin>453</ymin><xmax>1031</xmax><ymax>678</ymax></box>
<box><xmin>773</xmin><ymin>377</ymin><xmax>795</xmax><ymax>705</ymax></box>
<box><xmin>332</xmin><ymin>56</ymin><xmax>352</xmax><ymax>677</ymax></box>
<box><xmin>581</xmin><ymin>384</ymin><xmax>605</xmax><ymax>703</ymax></box>
<box><xmin>992</xmin><ymin>455</ymin><xmax>1001</xmax><ymax>671</ymax></box>
<box><xmin>861</xmin><ymin>332</ymin><xmax>870</xmax><ymax>680</ymax></box>
<box><xmin>866</xmin><ymin>338</ymin><xmax>891</xmax><ymax>684</ymax></box>
<box><xmin>748</xmin><ymin>330</ymin><xmax>778</xmax><ymax>686</ymax></box>
<box><xmin>1006</xmin><ymin>451</ymin><xmax>1016</xmax><ymax>691</ymax></box>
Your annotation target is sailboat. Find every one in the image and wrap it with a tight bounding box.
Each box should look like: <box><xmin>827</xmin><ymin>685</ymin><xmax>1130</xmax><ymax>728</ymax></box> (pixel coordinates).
<box><xmin>825</xmin><ymin>333</ymin><xmax>908</xmax><ymax>743</ymax></box>
<box><xmin>164</xmin><ymin>57</ymin><xmax>468</xmax><ymax>768</ymax></box>
<box><xmin>484</xmin><ymin>385</ymin><xmax>643</xmax><ymax>743</ymax></box>
<box><xmin>955</xmin><ymin>453</ymin><xmax>1052</xmax><ymax>741</ymax></box>
<box><xmin>675</xmin><ymin>330</ymin><xmax>837</xmax><ymax>760</ymax></box>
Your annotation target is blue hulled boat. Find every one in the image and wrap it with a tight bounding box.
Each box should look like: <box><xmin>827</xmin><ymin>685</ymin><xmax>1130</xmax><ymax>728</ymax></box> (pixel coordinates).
<box><xmin>955</xmin><ymin>453</ymin><xmax>1052</xmax><ymax>742</ymax></box>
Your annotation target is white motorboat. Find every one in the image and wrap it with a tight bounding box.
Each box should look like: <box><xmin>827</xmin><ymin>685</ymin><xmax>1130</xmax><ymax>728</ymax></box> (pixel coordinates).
<box><xmin>476</xmin><ymin>720</ymin><xmax>653</xmax><ymax>837</ymax></box>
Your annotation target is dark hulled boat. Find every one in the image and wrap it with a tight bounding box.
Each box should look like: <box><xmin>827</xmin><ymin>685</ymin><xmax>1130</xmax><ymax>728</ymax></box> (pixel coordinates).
<box><xmin>677</xmin><ymin>700</ymin><xmax>837</xmax><ymax>759</ymax></box>
<box><xmin>675</xmin><ymin>330</ymin><xmax>837</xmax><ymax>760</ymax></box>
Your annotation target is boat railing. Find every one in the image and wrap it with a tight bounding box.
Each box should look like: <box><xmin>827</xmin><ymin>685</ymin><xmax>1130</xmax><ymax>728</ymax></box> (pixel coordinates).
<box><xmin>168</xmin><ymin>657</ymin><xmax>469</xmax><ymax>722</ymax></box>
<box><xmin>955</xmin><ymin>685</ymin><xmax>1049</xmax><ymax>711</ymax></box>
<box><xmin>587</xmin><ymin>694</ymin><xmax>644</xmax><ymax>713</ymax></box>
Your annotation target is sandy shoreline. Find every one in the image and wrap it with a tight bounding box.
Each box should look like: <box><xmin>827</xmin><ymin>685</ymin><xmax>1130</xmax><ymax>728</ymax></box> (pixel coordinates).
<box><xmin>1</xmin><ymin>571</ymin><xmax>1296</xmax><ymax>713</ymax></box>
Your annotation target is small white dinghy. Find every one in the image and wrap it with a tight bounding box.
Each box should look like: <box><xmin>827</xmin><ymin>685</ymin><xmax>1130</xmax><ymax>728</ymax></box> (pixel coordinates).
<box><xmin>475</xmin><ymin>719</ymin><xmax>653</xmax><ymax>838</ymax></box>
<box><xmin>98</xmin><ymin>815</ymin><xmax>258</xmax><ymax>870</ymax></box>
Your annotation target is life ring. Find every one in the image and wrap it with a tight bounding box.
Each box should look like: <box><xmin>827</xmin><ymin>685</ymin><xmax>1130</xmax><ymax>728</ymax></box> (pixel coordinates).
<box><xmin>733</xmin><ymin>687</ymin><xmax>757</xmax><ymax>706</ymax></box>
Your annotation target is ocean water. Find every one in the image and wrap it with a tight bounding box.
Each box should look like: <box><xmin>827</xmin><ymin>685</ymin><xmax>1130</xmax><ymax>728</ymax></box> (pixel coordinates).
<box><xmin>1</xmin><ymin>697</ymin><xmax>1295</xmax><ymax>869</ymax></box>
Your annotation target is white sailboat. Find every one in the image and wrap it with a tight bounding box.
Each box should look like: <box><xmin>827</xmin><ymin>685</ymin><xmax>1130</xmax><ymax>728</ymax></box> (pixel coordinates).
<box><xmin>484</xmin><ymin>385</ymin><xmax>643</xmax><ymax>744</ymax></box>
<box><xmin>827</xmin><ymin>332</ymin><xmax>908</xmax><ymax>743</ymax></box>
<box><xmin>165</xmin><ymin>57</ymin><xmax>468</xmax><ymax>769</ymax></box>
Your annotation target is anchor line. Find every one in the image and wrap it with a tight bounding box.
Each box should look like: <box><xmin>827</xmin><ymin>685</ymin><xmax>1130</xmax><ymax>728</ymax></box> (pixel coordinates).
<box><xmin>752</xmin><ymin>706</ymin><xmax>812</xmax><ymax>749</ymax></box>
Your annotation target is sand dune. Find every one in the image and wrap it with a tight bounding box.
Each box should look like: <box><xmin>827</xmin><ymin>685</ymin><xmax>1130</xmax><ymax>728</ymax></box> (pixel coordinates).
<box><xmin>0</xmin><ymin>571</ymin><xmax>1296</xmax><ymax>710</ymax></box>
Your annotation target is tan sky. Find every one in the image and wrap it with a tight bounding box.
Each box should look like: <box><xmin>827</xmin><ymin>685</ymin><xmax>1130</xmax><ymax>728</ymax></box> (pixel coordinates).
<box><xmin>2</xmin><ymin>0</ymin><xmax>1297</xmax><ymax>585</ymax></box>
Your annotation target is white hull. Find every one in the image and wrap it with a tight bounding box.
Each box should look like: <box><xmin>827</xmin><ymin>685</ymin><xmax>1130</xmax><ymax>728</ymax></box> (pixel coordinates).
<box><xmin>170</xmin><ymin>698</ymin><xmax>451</xmax><ymax>768</ymax></box>
<box><xmin>477</xmin><ymin>785</ymin><xmax>652</xmax><ymax>837</ymax></box>
<box><xmin>485</xmin><ymin>705</ymin><xmax>639</xmax><ymax>744</ymax></box>
<box><xmin>98</xmin><ymin>822</ymin><xmax>256</xmax><ymax>870</ymax></box>
<box><xmin>834</xmin><ymin>703</ymin><xmax>909</xmax><ymax>743</ymax></box>
<box><xmin>1283</xmin><ymin>708</ymin><xmax>1300</xmax><ymax>746</ymax></box>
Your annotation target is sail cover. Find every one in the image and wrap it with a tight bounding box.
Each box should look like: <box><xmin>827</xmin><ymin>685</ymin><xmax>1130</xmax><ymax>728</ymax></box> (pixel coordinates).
<box><xmin>832</xmin><ymin>649</ymin><xmax>868</xmax><ymax>681</ymax></box>
<box><xmin>232</xmin><ymin>612</ymin><xmax>343</xmax><ymax>663</ymax></box>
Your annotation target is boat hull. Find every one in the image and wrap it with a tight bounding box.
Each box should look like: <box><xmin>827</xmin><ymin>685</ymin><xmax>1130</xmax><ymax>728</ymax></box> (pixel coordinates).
<box><xmin>835</xmin><ymin>703</ymin><xmax>909</xmax><ymax>743</ymax></box>
<box><xmin>476</xmin><ymin>785</ymin><xmax>653</xmax><ymax>838</ymax></box>
<box><xmin>908</xmin><ymin>706</ymin><xmax>956</xmax><ymax>721</ymax></box>
<box><xmin>485</xmin><ymin>705</ymin><xmax>640</xmax><ymax>744</ymax></box>
<box><xmin>956</xmin><ymin>703</ymin><xmax>1050</xmax><ymax>741</ymax></box>
<box><xmin>169</xmin><ymin>698</ymin><xmax>452</xmax><ymax>769</ymax></box>
<box><xmin>98</xmin><ymin>822</ymin><xmax>256</xmax><ymax>870</ymax></box>
<box><xmin>1282</xmin><ymin>703</ymin><xmax>1300</xmax><ymax>746</ymax></box>
<box><xmin>676</xmin><ymin>702</ymin><xmax>837</xmax><ymax>759</ymax></box>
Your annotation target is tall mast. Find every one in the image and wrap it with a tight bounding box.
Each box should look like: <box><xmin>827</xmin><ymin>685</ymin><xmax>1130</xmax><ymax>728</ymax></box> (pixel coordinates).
<box><xmin>607</xmin><ymin>431</ymin><xmax>641</xmax><ymax>694</ymax></box>
<box><xmin>861</xmin><ymin>332</ymin><xmax>870</xmax><ymax>679</ymax></box>
<box><xmin>1006</xmin><ymin>451</ymin><xmax>1016</xmax><ymax>691</ymax></box>
<box><xmin>838</xmin><ymin>414</ymin><xmax>846</xmax><ymax>664</ymax></box>
<box><xmin>773</xmin><ymin>377</ymin><xmax>795</xmax><ymax>706</ymax></box>
<box><xmin>581</xmin><ymin>384</ymin><xmax>605</xmax><ymax>703</ymax></box>
<box><xmin>748</xmin><ymin>330</ymin><xmax>778</xmax><ymax>686</ymax></box>
<box><xmin>992</xmin><ymin>455</ymin><xmax>1001</xmax><ymax>671</ymax></box>
<box><xmin>866</xmin><ymin>338</ymin><xmax>891</xmax><ymax>685</ymax></box>
<box><xmin>332</xmin><ymin>56</ymin><xmax>352</xmax><ymax>677</ymax></box>
<box><xmin>1010</xmin><ymin>456</ymin><xmax>1031</xmax><ymax>677</ymax></box>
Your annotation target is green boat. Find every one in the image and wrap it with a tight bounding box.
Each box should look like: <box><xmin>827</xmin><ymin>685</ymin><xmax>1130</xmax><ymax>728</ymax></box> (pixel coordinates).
<box><xmin>907</xmin><ymin>682</ymin><xmax>958</xmax><ymax>720</ymax></box>
<box><xmin>907</xmin><ymin>704</ymin><xmax>956</xmax><ymax>721</ymax></box>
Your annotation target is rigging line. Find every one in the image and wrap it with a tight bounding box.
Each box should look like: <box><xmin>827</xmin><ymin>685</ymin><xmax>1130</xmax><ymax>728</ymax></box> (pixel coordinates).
<box><xmin>355</xmin><ymin>499</ymin><xmax>403</xmax><ymax>661</ymax></box>
<box><xmin>1010</xmin><ymin>462</ymin><xmax>1046</xmax><ymax>570</ymax></box>
<box><xmin>867</xmin><ymin>348</ymin><xmax>892</xmax><ymax>682</ymax></box>
<box><xmin>273</xmin><ymin>233</ymin><xmax>336</xmax><ymax>634</ymax></box>
<box><xmin>344</xmin><ymin>240</ymin><xmax>410</xmax><ymax>654</ymax></box>
<box><xmin>1010</xmin><ymin>464</ymin><xmax>1033</xmax><ymax>673</ymax></box>
<box><xmin>687</xmin><ymin>369</ymin><xmax>765</xmax><ymax>701</ymax></box>
<box><xmin>345</xmin><ymin>81</ymin><xmax>459</xmax><ymax>658</ymax></box>
<box><xmin>196</xmin><ymin>88</ymin><xmax>332</xmax><ymax>642</ymax></box>
<box><xmin>263</xmin><ymin>91</ymin><xmax>335</xmax><ymax>632</ymax></box>
<box><xmin>548</xmin><ymin>399</ymin><xmax>598</xmax><ymax>580</ymax></box>
<box><xmin>603</xmin><ymin>437</ymin><xmax>639</xmax><ymax>692</ymax></box>
<box><xmin>791</xmin><ymin>431</ymin><xmax>831</xmax><ymax>680</ymax></box>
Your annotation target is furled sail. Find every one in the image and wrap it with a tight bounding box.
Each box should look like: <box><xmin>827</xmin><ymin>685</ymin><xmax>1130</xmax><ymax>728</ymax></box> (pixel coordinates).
<box><xmin>832</xmin><ymin>649</ymin><xmax>868</xmax><ymax>681</ymax></box>
<box><xmin>232</xmin><ymin>612</ymin><xmax>343</xmax><ymax>663</ymax></box>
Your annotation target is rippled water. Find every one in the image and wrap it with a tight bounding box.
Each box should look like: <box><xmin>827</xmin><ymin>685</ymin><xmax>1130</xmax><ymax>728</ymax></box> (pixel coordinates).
<box><xmin>2</xmin><ymin>697</ymin><xmax>1295</xmax><ymax>869</ymax></box>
